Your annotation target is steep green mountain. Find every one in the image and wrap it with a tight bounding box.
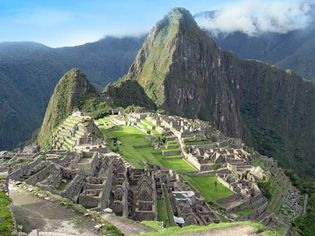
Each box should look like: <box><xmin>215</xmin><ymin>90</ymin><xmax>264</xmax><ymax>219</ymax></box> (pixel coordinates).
<box><xmin>0</xmin><ymin>37</ymin><xmax>143</xmax><ymax>150</ymax></box>
<box><xmin>105</xmin><ymin>8</ymin><xmax>315</xmax><ymax>177</ymax></box>
<box><xmin>37</xmin><ymin>68</ymin><xmax>96</xmax><ymax>147</ymax></box>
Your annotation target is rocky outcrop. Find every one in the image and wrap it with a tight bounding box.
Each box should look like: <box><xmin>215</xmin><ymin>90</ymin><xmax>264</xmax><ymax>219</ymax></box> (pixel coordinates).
<box><xmin>106</xmin><ymin>8</ymin><xmax>315</xmax><ymax>176</ymax></box>
<box><xmin>37</xmin><ymin>68</ymin><xmax>96</xmax><ymax>147</ymax></box>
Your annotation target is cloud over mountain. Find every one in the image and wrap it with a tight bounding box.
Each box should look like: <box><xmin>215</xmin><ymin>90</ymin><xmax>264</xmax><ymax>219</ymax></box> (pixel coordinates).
<box><xmin>195</xmin><ymin>0</ymin><xmax>313</xmax><ymax>35</ymax></box>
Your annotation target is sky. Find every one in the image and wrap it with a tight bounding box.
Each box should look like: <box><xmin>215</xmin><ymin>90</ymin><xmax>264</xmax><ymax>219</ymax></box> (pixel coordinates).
<box><xmin>0</xmin><ymin>0</ymin><xmax>313</xmax><ymax>48</ymax></box>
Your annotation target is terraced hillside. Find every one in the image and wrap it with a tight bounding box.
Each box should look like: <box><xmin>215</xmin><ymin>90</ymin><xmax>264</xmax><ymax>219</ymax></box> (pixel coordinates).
<box><xmin>50</xmin><ymin>112</ymin><xmax>104</xmax><ymax>151</ymax></box>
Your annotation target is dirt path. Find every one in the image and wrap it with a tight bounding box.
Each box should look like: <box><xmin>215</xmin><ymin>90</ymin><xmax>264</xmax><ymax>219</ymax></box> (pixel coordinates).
<box><xmin>181</xmin><ymin>225</ymin><xmax>261</xmax><ymax>236</ymax></box>
<box><xmin>9</xmin><ymin>183</ymin><xmax>99</xmax><ymax>235</ymax></box>
<box><xmin>102</xmin><ymin>213</ymin><xmax>151</xmax><ymax>235</ymax></box>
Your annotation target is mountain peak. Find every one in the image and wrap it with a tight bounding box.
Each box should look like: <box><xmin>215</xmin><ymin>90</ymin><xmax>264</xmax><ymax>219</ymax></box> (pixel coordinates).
<box><xmin>37</xmin><ymin>68</ymin><xmax>96</xmax><ymax>147</ymax></box>
<box><xmin>124</xmin><ymin>8</ymin><xmax>218</xmax><ymax>106</ymax></box>
<box><xmin>154</xmin><ymin>7</ymin><xmax>198</xmax><ymax>33</ymax></box>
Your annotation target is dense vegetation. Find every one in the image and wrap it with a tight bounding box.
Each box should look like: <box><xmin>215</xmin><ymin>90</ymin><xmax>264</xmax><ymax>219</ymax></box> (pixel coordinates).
<box><xmin>283</xmin><ymin>170</ymin><xmax>315</xmax><ymax>236</ymax></box>
<box><xmin>104</xmin><ymin>79</ymin><xmax>156</xmax><ymax>109</ymax></box>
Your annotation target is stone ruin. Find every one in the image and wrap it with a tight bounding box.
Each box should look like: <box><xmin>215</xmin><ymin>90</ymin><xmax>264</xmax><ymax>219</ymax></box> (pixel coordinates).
<box><xmin>50</xmin><ymin>112</ymin><xmax>107</xmax><ymax>153</ymax></box>
<box><xmin>0</xmin><ymin>112</ymin><xmax>302</xmax><ymax>230</ymax></box>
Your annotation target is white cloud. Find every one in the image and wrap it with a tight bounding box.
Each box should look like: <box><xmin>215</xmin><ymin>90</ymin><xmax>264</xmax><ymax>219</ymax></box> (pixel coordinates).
<box><xmin>195</xmin><ymin>0</ymin><xmax>313</xmax><ymax>35</ymax></box>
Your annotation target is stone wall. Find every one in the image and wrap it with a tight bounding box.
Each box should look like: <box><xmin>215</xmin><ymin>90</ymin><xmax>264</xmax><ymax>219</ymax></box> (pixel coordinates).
<box><xmin>25</xmin><ymin>163</ymin><xmax>56</xmax><ymax>185</ymax></box>
<box><xmin>77</xmin><ymin>152</ymin><xmax>100</xmax><ymax>176</ymax></box>
<box><xmin>99</xmin><ymin>170</ymin><xmax>113</xmax><ymax>210</ymax></box>
<box><xmin>61</xmin><ymin>173</ymin><xmax>85</xmax><ymax>202</ymax></box>
<box><xmin>9</xmin><ymin>155</ymin><xmax>44</xmax><ymax>180</ymax></box>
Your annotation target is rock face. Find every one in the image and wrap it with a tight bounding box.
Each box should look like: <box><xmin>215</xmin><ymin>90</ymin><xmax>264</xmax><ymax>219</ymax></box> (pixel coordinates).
<box><xmin>38</xmin><ymin>68</ymin><xmax>96</xmax><ymax>147</ymax></box>
<box><xmin>107</xmin><ymin>8</ymin><xmax>315</xmax><ymax>176</ymax></box>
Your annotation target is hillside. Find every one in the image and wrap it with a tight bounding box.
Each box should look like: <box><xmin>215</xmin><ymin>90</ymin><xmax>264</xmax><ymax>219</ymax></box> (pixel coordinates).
<box><xmin>105</xmin><ymin>8</ymin><xmax>315</xmax><ymax>178</ymax></box>
<box><xmin>37</xmin><ymin>68</ymin><xmax>97</xmax><ymax>147</ymax></box>
<box><xmin>0</xmin><ymin>37</ymin><xmax>143</xmax><ymax>150</ymax></box>
<box><xmin>0</xmin><ymin>70</ymin><xmax>41</xmax><ymax>149</ymax></box>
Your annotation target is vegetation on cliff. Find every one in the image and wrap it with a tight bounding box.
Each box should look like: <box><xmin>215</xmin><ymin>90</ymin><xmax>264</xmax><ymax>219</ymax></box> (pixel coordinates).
<box><xmin>104</xmin><ymin>78</ymin><xmax>156</xmax><ymax>109</ymax></box>
<box><xmin>37</xmin><ymin>68</ymin><xmax>97</xmax><ymax>147</ymax></box>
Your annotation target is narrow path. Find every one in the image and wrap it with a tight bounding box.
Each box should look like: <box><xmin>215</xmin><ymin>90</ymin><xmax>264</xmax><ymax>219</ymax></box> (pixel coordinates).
<box><xmin>101</xmin><ymin>213</ymin><xmax>151</xmax><ymax>235</ymax></box>
<box><xmin>9</xmin><ymin>183</ymin><xmax>98</xmax><ymax>235</ymax></box>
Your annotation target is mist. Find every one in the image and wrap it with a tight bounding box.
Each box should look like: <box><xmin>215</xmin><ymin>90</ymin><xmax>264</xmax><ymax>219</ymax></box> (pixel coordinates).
<box><xmin>195</xmin><ymin>0</ymin><xmax>313</xmax><ymax>36</ymax></box>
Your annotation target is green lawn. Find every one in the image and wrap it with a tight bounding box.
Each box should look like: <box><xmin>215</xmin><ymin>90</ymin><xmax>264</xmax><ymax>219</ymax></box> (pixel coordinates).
<box><xmin>100</xmin><ymin>125</ymin><xmax>196</xmax><ymax>173</ymax></box>
<box><xmin>157</xmin><ymin>199</ymin><xmax>168</xmax><ymax>223</ymax></box>
<box><xmin>183</xmin><ymin>175</ymin><xmax>233</xmax><ymax>204</ymax></box>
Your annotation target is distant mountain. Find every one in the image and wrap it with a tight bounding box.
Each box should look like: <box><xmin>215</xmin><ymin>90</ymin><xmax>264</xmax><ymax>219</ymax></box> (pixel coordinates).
<box><xmin>106</xmin><ymin>8</ymin><xmax>315</xmax><ymax>178</ymax></box>
<box><xmin>0</xmin><ymin>36</ymin><xmax>144</xmax><ymax>150</ymax></box>
<box><xmin>194</xmin><ymin>11</ymin><xmax>315</xmax><ymax>82</ymax></box>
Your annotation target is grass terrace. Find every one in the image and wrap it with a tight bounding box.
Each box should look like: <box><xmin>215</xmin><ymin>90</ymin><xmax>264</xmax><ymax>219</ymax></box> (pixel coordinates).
<box><xmin>99</xmin><ymin>125</ymin><xmax>196</xmax><ymax>173</ymax></box>
<box><xmin>138</xmin><ymin>118</ymin><xmax>161</xmax><ymax>136</ymax></box>
<box><xmin>95</xmin><ymin>115</ymin><xmax>115</xmax><ymax>129</ymax></box>
<box><xmin>157</xmin><ymin>199</ymin><xmax>168</xmax><ymax>223</ymax></box>
<box><xmin>183</xmin><ymin>175</ymin><xmax>233</xmax><ymax>206</ymax></box>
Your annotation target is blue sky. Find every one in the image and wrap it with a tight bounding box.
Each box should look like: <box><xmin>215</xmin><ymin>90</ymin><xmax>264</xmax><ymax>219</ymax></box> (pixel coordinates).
<box><xmin>0</xmin><ymin>0</ymin><xmax>229</xmax><ymax>47</ymax></box>
<box><xmin>0</xmin><ymin>0</ymin><xmax>312</xmax><ymax>48</ymax></box>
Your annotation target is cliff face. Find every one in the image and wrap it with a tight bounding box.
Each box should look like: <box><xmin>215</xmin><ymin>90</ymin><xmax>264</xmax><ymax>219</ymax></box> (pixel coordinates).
<box><xmin>37</xmin><ymin>68</ymin><xmax>96</xmax><ymax>147</ymax></box>
<box><xmin>106</xmin><ymin>8</ymin><xmax>315</xmax><ymax>176</ymax></box>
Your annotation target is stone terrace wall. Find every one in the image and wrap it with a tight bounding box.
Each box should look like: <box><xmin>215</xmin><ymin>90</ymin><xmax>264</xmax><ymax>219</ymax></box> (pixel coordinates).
<box><xmin>62</xmin><ymin>173</ymin><xmax>85</xmax><ymax>202</ymax></box>
<box><xmin>9</xmin><ymin>155</ymin><xmax>44</xmax><ymax>180</ymax></box>
<box><xmin>25</xmin><ymin>163</ymin><xmax>56</xmax><ymax>185</ymax></box>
